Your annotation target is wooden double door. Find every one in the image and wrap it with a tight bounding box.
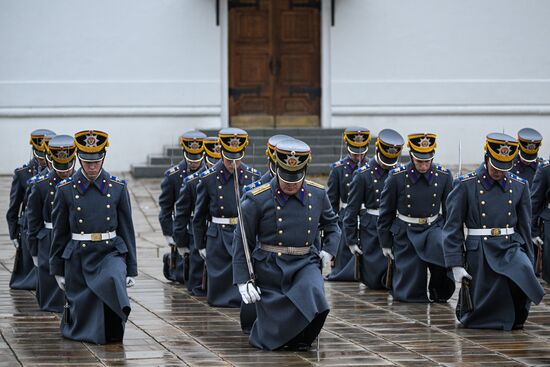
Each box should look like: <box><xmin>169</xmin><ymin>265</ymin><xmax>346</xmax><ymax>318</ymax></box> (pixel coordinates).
<box><xmin>229</xmin><ymin>0</ymin><xmax>321</xmax><ymax>127</ymax></box>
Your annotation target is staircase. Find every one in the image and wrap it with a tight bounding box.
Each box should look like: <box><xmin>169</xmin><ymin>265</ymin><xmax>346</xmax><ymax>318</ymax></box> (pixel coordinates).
<box><xmin>130</xmin><ymin>128</ymin><xmax>408</xmax><ymax>178</ymax></box>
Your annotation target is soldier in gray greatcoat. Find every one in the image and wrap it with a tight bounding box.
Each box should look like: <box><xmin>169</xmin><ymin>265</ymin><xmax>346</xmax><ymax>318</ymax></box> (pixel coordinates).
<box><xmin>444</xmin><ymin>133</ymin><xmax>544</xmax><ymax>330</ymax></box>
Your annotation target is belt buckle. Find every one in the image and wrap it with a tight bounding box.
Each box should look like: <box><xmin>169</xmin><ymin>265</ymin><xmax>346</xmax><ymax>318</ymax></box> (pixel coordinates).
<box><xmin>418</xmin><ymin>218</ymin><xmax>427</xmax><ymax>225</ymax></box>
<box><xmin>90</xmin><ymin>233</ymin><xmax>102</xmax><ymax>242</ymax></box>
<box><xmin>229</xmin><ymin>217</ymin><xmax>238</xmax><ymax>225</ymax></box>
<box><xmin>491</xmin><ymin>228</ymin><xmax>501</xmax><ymax>236</ymax></box>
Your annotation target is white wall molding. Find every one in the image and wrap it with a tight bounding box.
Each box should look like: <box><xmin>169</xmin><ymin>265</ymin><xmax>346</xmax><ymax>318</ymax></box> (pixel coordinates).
<box><xmin>333</xmin><ymin>105</ymin><xmax>550</xmax><ymax>116</ymax></box>
<box><xmin>0</xmin><ymin>106</ymin><xmax>221</xmax><ymax>118</ymax></box>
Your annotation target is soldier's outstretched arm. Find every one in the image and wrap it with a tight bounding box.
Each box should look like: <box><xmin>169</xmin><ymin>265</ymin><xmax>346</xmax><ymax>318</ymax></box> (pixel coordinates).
<box><xmin>173</xmin><ymin>182</ymin><xmax>192</xmax><ymax>247</ymax></box>
<box><xmin>530</xmin><ymin>167</ymin><xmax>548</xmax><ymax>237</ymax></box>
<box><xmin>192</xmin><ymin>179</ymin><xmax>209</xmax><ymax>250</ymax></box>
<box><xmin>50</xmin><ymin>189</ymin><xmax>71</xmax><ymax>276</ymax></box>
<box><xmin>442</xmin><ymin>180</ymin><xmax>468</xmax><ymax>268</ymax></box>
<box><xmin>158</xmin><ymin>175</ymin><xmax>175</xmax><ymax>236</ymax></box>
<box><xmin>377</xmin><ymin>175</ymin><xmax>398</xmax><ymax>249</ymax></box>
<box><xmin>343</xmin><ymin>171</ymin><xmax>364</xmax><ymax>248</ymax></box>
<box><xmin>6</xmin><ymin>171</ymin><xmax>24</xmax><ymax>240</ymax></box>
<box><xmin>517</xmin><ymin>184</ymin><xmax>534</xmax><ymax>265</ymax></box>
<box><xmin>26</xmin><ymin>183</ymin><xmax>44</xmax><ymax>257</ymax></box>
<box><xmin>118</xmin><ymin>184</ymin><xmax>138</xmax><ymax>277</ymax></box>
<box><xmin>232</xmin><ymin>193</ymin><xmax>258</xmax><ymax>285</ymax></box>
<box><xmin>319</xmin><ymin>191</ymin><xmax>340</xmax><ymax>257</ymax></box>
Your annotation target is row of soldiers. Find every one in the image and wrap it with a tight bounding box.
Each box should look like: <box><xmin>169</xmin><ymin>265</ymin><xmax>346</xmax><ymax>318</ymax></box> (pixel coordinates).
<box><xmin>6</xmin><ymin>125</ymin><xmax>549</xmax><ymax>350</ymax></box>
<box><xmin>7</xmin><ymin>129</ymin><xmax>137</xmax><ymax>344</ymax></box>
<box><xmin>160</xmin><ymin>126</ymin><xmax>548</xmax><ymax>350</ymax></box>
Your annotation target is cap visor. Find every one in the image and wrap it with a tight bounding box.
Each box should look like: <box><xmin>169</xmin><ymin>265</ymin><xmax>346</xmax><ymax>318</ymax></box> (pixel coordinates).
<box><xmin>205</xmin><ymin>157</ymin><xmax>219</xmax><ymax>166</ymax></box>
<box><xmin>277</xmin><ymin>168</ymin><xmax>305</xmax><ymax>183</ymax></box>
<box><xmin>78</xmin><ymin>151</ymin><xmax>105</xmax><ymax>162</ymax></box>
<box><xmin>222</xmin><ymin>150</ymin><xmax>244</xmax><ymax>160</ymax></box>
<box><xmin>489</xmin><ymin>156</ymin><xmax>513</xmax><ymax>171</ymax></box>
<box><xmin>184</xmin><ymin>152</ymin><xmax>203</xmax><ymax>162</ymax></box>
<box><xmin>53</xmin><ymin>160</ymin><xmax>75</xmax><ymax>172</ymax></box>
<box><xmin>347</xmin><ymin>145</ymin><xmax>368</xmax><ymax>154</ymax></box>
<box><xmin>377</xmin><ymin>152</ymin><xmax>399</xmax><ymax>166</ymax></box>
<box><xmin>519</xmin><ymin>151</ymin><xmax>537</xmax><ymax>163</ymax></box>
<box><xmin>410</xmin><ymin>151</ymin><xmax>434</xmax><ymax>161</ymax></box>
<box><xmin>34</xmin><ymin>149</ymin><xmax>46</xmax><ymax>158</ymax></box>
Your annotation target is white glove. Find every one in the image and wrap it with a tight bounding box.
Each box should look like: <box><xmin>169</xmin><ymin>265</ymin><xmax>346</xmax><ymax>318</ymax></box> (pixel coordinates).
<box><xmin>126</xmin><ymin>277</ymin><xmax>136</xmax><ymax>288</ymax></box>
<box><xmin>12</xmin><ymin>239</ymin><xmax>19</xmax><ymax>248</ymax></box>
<box><xmin>32</xmin><ymin>256</ymin><xmax>38</xmax><ymax>267</ymax></box>
<box><xmin>382</xmin><ymin>247</ymin><xmax>394</xmax><ymax>260</ymax></box>
<box><xmin>319</xmin><ymin>250</ymin><xmax>333</xmax><ymax>268</ymax></box>
<box><xmin>55</xmin><ymin>275</ymin><xmax>66</xmax><ymax>291</ymax></box>
<box><xmin>452</xmin><ymin>267</ymin><xmax>472</xmax><ymax>283</ymax></box>
<box><xmin>238</xmin><ymin>282</ymin><xmax>261</xmax><ymax>304</ymax></box>
<box><xmin>164</xmin><ymin>236</ymin><xmax>176</xmax><ymax>246</ymax></box>
<box><xmin>533</xmin><ymin>236</ymin><xmax>544</xmax><ymax>246</ymax></box>
<box><xmin>177</xmin><ymin>246</ymin><xmax>190</xmax><ymax>255</ymax></box>
<box><xmin>199</xmin><ymin>248</ymin><xmax>207</xmax><ymax>260</ymax></box>
<box><xmin>348</xmin><ymin>244</ymin><xmax>363</xmax><ymax>256</ymax></box>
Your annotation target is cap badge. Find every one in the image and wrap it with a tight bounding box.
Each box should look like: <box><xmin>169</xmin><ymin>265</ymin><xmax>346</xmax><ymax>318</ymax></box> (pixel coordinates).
<box><xmin>526</xmin><ymin>143</ymin><xmax>537</xmax><ymax>151</ymax></box>
<box><xmin>285</xmin><ymin>151</ymin><xmax>299</xmax><ymax>167</ymax></box>
<box><xmin>229</xmin><ymin>137</ymin><xmax>241</xmax><ymax>148</ymax></box>
<box><xmin>57</xmin><ymin>150</ymin><xmax>69</xmax><ymax>159</ymax></box>
<box><xmin>85</xmin><ymin>133</ymin><xmax>99</xmax><ymax>147</ymax></box>
<box><xmin>419</xmin><ymin>137</ymin><xmax>431</xmax><ymax>148</ymax></box>
<box><xmin>498</xmin><ymin>144</ymin><xmax>512</xmax><ymax>156</ymax></box>
<box><xmin>353</xmin><ymin>135</ymin><xmax>365</xmax><ymax>143</ymax></box>
<box><xmin>189</xmin><ymin>141</ymin><xmax>201</xmax><ymax>150</ymax></box>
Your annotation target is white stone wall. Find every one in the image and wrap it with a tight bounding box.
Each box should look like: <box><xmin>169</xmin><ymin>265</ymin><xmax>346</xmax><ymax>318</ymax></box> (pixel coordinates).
<box><xmin>328</xmin><ymin>0</ymin><xmax>550</xmax><ymax>165</ymax></box>
<box><xmin>0</xmin><ymin>0</ymin><xmax>222</xmax><ymax>173</ymax></box>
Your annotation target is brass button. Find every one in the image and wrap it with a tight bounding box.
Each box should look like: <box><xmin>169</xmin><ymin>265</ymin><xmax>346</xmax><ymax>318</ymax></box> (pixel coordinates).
<box><xmin>79</xmin><ymin>219</ymin><xmax>83</xmax><ymax>223</ymax></box>
<box><xmin>483</xmin><ymin>237</ymin><xmax>487</xmax><ymax>240</ymax></box>
<box><xmin>109</xmin><ymin>184</ymin><xmax>113</xmax><ymax>187</ymax></box>
<box><xmin>508</xmin><ymin>212</ymin><xmax>512</xmax><ymax>216</ymax></box>
<box><xmin>434</xmin><ymin>183</ymin><xmax>438</xmax><ymax>187</ymax></box>
<box><xmin>278</xmin><ymin>218</ymin><xmax>282</xmax><ymax>222</ymax></box>
<box><xmin>482</xmin><ymin>225</ymin><xmax>487</xmax><ymax>229</ymax></box>
<box><xmin>308</xmin><ymin>217</ymin><xmax>312</xmax><ymax>221</ymax></box>
<box><xmin>106</xmin><ymin>204</ymin><xmax>110</xmax><ymax>208</ymax></box>
<box><xmin>277</xmin><ymin>206</ymin><xmax>281</xmax><ymax>210</ymax></box>
<box><xmin>80</xmin><ymin>231</ymin><xmax>84</xmax><ymax>235</ymax></box>
<box><xmin>82</xmin><ymin>243</ymin><xmax>87</xmax><ymax>248</ymax></box>
<box><xmin>481</xmin><ymin>213</ymin><xmax>486</xmax><ymax>217</ymax></box>
<box><xmin>278</xmin><ymin>242</ymin><xmax>282</xmax><ymax>246</ymax></box>
<box><xmin>305</xmin><ymin>242</ymin><xmax>309</xmax><ymax>245</ymax></box>
<box><xmin>218</xmin><ymin>185</ymin><xmax>222</xmax><ymax>189</ymax></box>
<box><xmin>479</xmin><ymin>190</ymin><xmax>484</xmax><ymax>194</ymax></box>
<box><xmin>407</xmin><ymin>204</ymin><xmax>411</xmax><ymax>208</ymax></box>
<box><xmin>77</xmin><ymin>207</ymin><xmax>81</xmax><ymax>211</ymax></box>
<box><xmin>309</xmin><ymin>205</ymin><xmax>312</xmax><ymax>209</ymax></box>
<box><xmin>106</xmin><ymin>217</ymin><xmax>111</xmax><ymax>221</ymax></box>
<box><xmin>50</xmin><ymin>191</ymin><xmax>54</xmax><ymax>195</ymax></box>
<box><xmin>219</xmin><ymin>196</ymin><xmax>223</xmax><ymax>199</ymax></box>
<box><xmin>406</xmin><ymin>185</ymin><xmax>410</xmax><ymax>188</ymax></box>
<box><xmin>107</xmin><ymin>194</ymin><xmax>111</xmax><ymax>198</ymax></box>
<box><xmin>75</xmin><ymin>195</ymin><xmax>79</xmax><ymax>199</ymax></box>
<box><xmin>345</xmin><ymin>174</ymin><xmax>349</xmax><ymax>177</ymax></box>
<box><xmin>433</xmin><ymin>193</ymin><xmax>437</xmax><ymax>197</ymax></box>
<box><xmin>277</xmin><ymin>252</ymin><xmax>282</xmax><ymax>256</ymax></box>
<box><xmin>508</xmin><ymin>200</ymin><xmax>512</xmax><ymax>204</ymax></box>
<box><xmin>222</xmin><ymin>224</ymin><xmax>226</xmax><ymax>228</ymax></box>
<box><xmin>308</xmin><ymin>193</ymin><xmax>312</xmax><ymax>197</ymax></box>
<box><xmin>307</xmin><ymin>230</ymin><xmax>311</xmax><ymax>234</ymax></box>
<box><xmin>278</xmin><ymin>230</ymin><xmax>283</xmax><ymax>234</ymax></box>
<box><xmin>406</xmin><ymin>194</ymin><xmax>411</xmax><ymax>198</ymax></box>
<box><xmin>220</xmin><ymin>206</ymin><xmax>224</xmax><ymax>210</ymax></box>
<box><xmin>375</xmin><ymin>189</ymin><xmax>379</xmax><ymax>193</ymax></box>
<box><xmin>481</xmin><ymin>201</ymin><xmax>485</xmax><ymax>205</ymax></box>
<box><xmin>106</xmin><ymin>241</ymin><xmax>109</xmax><ymax>244</ymax></box>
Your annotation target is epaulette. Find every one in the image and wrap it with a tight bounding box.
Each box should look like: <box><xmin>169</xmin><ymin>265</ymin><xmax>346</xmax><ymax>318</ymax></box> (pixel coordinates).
<box><xmin>244</xmin><ymin>180</ymin><xmax>263</xmax><ymax>192</ymax></box>
<box><xmin>539</xmin><ymin>159</ymin><xmax>550</xmax><ymax>169</ymax></box>
<box><xmin>27</xmin><ymin>174</ymin><xmax>44</xmax><ymax>185</ymax></box>
<box><xmin>15</xmin><ymin>164</ymin><xmax>29</xmax><ymax>172</ymax></box>
<box><xmin>56</xmin><ymin>177</ymin><xmax>73</xmax><ymax>188</ymax></box>
<box><xmin>357</xmin><ymin>163</ymin><xmax>370</xmax><ymax>173</ymax></box>
<box><xmin>331</xmin><ymin>159</ymin><xmax>345</xmax><ymax>169</ymax></box>
<box><xmin>242</xmin><ymin>164</ymin><xmax>261</xmax><ymax>176</ymax></box>
<box><xmin>199</xmin><ymin>166</ymin><xmax>216</xmax><ymax>178</ymax></box>
<box><xmin>251</xmin><ymin>183</ymin><xmax>270</xmax><ymax>196</ymax></box>
<box><xmin>458</xmin><ymin>171</ymin><xmax>476</xmax><ymax>182</ymax></box>
<box><xmin>390</xmin><ymin>165</ymin><xmax>407</xmax><ymax>175</ymax></box>
<box><xmin>164</xmin><ymin>165</ymin><xmax>181</xmax><ymax>177</ymax></box>
<box><xmin>35</xmin><ymin>175</ymin><xmax>49</xmax><ymax>184</ymax></box>
<box><xmin>110</xmin><ymin>175</ymin><xmax>126</xmax><ymax>185</ymax></box>
<box><xmin>306</xmin><ymin>179</ymin><xmax>325</xmax><ymax>190</ymax></box>
<box><xmin>184</xmin><ymin>172</ymin><xmax>200</xmax><ymax>184</ymax></box>
<box><xmin>509</xmin><ymin>173</ymin><xmax>527</xmax><ymax>185</ymax></box>
<box><xmin>435</xmin><ymin>165</ymin><xmax>450</xmax><ymax>175</ymax></box>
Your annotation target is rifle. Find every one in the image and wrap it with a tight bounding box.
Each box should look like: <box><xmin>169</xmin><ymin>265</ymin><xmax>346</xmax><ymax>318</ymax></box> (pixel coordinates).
<box><xmin>384</xmin><ymin>257</ymin><xmax>393</xmax><ymax>289</ymax></box>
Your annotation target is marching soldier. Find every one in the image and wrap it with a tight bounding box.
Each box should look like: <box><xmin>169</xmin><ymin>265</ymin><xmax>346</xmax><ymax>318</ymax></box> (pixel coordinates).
<box><xmin>7</xmin><ymin>129</ymin><xmax>54</xmax><ymax>290</ymax></box>
<box><xmin>50</xmin><ymin>130</ymin><xmax>137</xmax><ymax>344</ymax></box>
<box><xmin>192</xmin><ymin>128</ymin><xmax>260</xmax><ymax>307</ymax></box>
<box><xmin>326</xmin><ymin>127</ymin><xmax>370</xmax><ymax>281</ymax></box>
<box><xmin>444</xmin><ymin>133</ymin><xmax>544</xmax><ymax>330</ymax></box>
<box><xmin>27</xmin><ymin>135</ymin><xmax>76</xmax><ymax>312</ymax></box>
<box><xmin>233</xmin><ymin>138</ymin><xmax>340</xmax><ymax>351</ymax></box>
<box><xmin>159</xmin><ymin>131</ymin><xmax>206</xmax><ymax>283</ymax></box>
<box><xmin>173</xmin><ymin>136</ymin><xmax>221</xmax><ymax>295</ymax></box>
<box><xmin>512</xmin><ymin>128</ymin><xmax>543</xmax><ymax>186</ymax></box>
<box><xmin>344</xmin><ymin>129</ymin><xmax>404</xmax><ymax>289</ymax></box>
<box><xmin>378</xmin><ymin>133</ymin><xmax>455</xmax><ymax>302</ymax></box>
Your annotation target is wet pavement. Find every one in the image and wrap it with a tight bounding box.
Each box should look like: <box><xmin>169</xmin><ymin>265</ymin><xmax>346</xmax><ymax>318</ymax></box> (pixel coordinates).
<box><xmin>1</xmin><ymin>174</ymin><xmax>550</xmax><ymax>367</ymax></box>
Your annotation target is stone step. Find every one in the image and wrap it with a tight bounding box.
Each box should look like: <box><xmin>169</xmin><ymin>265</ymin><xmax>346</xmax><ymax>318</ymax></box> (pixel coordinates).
<box><xmin>148</xmin><ymin>153</ymin><xmax>346</xmax><ymax>166</ymax></box>
<box><xmin>198</xmin><ymin>128</ymin><xmax>346</xmax><ymax>137</ymax></box>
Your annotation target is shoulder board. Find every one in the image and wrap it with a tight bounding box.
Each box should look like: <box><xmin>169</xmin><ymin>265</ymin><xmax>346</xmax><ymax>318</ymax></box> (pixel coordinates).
<box><xmin>184</xmin><ymin>172</ymin><xmax>199</xmax><ymax>183</ymax></box>
<box><xmin>241</xmin><ymin>164</ymin><xmax>261</xmax><ymax>176</ymax></box>
<box><xmin>357</xmin><ymin>163</ymin><xmax>370</xmax><ymax>173</ymax></box>
<box><xmin>251</xmin><ymin>183</ymin><xmax>270</xmax><ymax>196</ymax></box>
<box><xmin>36</xmin><ymin>175</ymin><xmax>49</xmax><ymax>184</ymax></box>
<box><xmin>164</xmin><ymin>165</ymin><xmax>180</xmax><ymax>177</ymax></box>
<box><xmin>331</xmin><ymin>159</ymin><xmax>345</xmax><ymax>169</ymax></box>
<box><xmin>539</xmin><ymin>159</ymin><xmax>550</xmax><ymax>169</ymax></box>
<box><xmin>509</xmin><ymin>173</ymin><xmax>527</xmax><ymax>185</ymax></box>
<box><xmin>27</xmin><ymin>174</ymin><xmax>44</xmax><ymax>185</ymax></box>
<box><xmin>15</xmin><ymin>164</ymin><xmax>29</xmax><ymax>172</ymax></box>
<box><xmin>244</xmin><ymin>180</ymin><xmax>263</xmax><ymax>192</ymax></box>
<box><xmin>199</xmin><ymin>167</ymin><xmax>216</xmax><ymax>178</ymax></box>
<box><xmin>390</xmin><ymin>165</ymin><xmax>407</xmax><ymax>175</ymax></box>
<box><xmin>306</xmin><ymin>179</ymin><xmax>325</xmax><ymax>190</ymax></box>
<box><xmin>56</xmin><ymin>177</ymin><xmax>73</xmax><ymax>188</ymax></box>
<box><xmin>458</xmin><ymin>171</ymin><xmax>476</xmax><ymax>182</ymax></box>
<box><xmin>110</xmin><ymin>175</ymin><xmax>126</xmax><ymax>185</ymax></box>
<box><xmin>435</xmin><ymin>165</ymin><xmax>450</xmax><ymax>174</ymax></box>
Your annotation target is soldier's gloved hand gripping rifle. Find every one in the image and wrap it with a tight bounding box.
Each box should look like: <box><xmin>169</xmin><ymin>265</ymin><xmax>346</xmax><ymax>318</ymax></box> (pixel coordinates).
<box><xmin>233</xmin><ymin>160</ymin><xmax>261</xmax><ymax>304</ymax></box>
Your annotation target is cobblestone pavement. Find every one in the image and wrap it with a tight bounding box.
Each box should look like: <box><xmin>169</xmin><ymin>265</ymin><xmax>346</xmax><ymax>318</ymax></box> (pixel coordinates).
<box><xmin>1</xmin><ymin>174</ymin><xmax>550</xmax><ymax>367</ymax></box>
